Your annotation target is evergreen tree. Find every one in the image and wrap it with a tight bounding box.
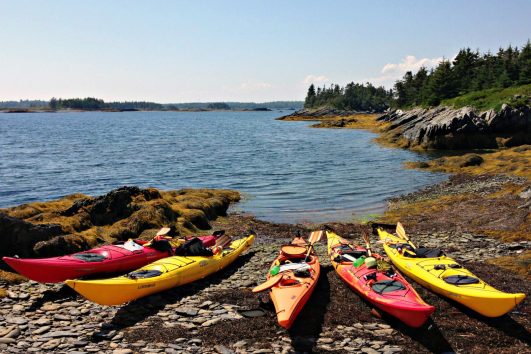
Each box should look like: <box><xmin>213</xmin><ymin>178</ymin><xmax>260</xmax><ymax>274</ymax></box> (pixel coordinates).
<box><xmin>304</xmin><ymin>84</ymin><xmax>316</xmax><ymax>108</ymax></box>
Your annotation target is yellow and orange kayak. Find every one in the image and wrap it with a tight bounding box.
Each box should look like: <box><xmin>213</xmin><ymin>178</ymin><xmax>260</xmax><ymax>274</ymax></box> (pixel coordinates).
<box><xmin>253</xmin><ymin>232</ymin><xmax>321</xmax><ymax>329</ymax></box>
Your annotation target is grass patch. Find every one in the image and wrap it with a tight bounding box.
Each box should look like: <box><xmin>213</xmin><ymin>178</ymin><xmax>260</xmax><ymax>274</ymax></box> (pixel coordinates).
<box><xmin>487</xmin><ymin>251</ymin><xmax>531</xmax><ymax>277</ymax></box>
<box><xmin>440</xmin><ymin>84</ymin><xmax>531</xmax><ymax>111</ymax></box>
<box><xmin>380</xmin><ymin>179</ymin><xmax>530</xmax><ymax>243</ymax></box>
<box><xmin>406</xmin><ymin>145</ymin><xmax>531</xmax><ymax>180</ymax></box>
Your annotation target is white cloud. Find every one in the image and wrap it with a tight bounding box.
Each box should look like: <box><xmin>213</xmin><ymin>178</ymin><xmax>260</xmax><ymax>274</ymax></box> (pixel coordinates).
<box><xmin>303</xmin><ymin>75</ymin><xmax>329</xmax><ymax>85</ymax></box>
<box><xmin>360</xmin><ymin>55</ymin><xmax>444</xmax><ymax>88</ymax></box>
<box><xmin>381</xmin><ymin>55</ymin><xmax>443</xmax><ymax>76</ymax></box>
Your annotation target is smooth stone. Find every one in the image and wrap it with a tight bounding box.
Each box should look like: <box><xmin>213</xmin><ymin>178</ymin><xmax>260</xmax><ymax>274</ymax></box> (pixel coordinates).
<box><xmin>41</xmin><ymin>303</ymin><xmax>60</xmax><ymax>311</ymax></box>
<box><xmin>53</xmin><ymin>314</ymin><xmax>71</xmax><ymax>321</ymax></box>
<box><xmin>112</xmin><ymin>350</ymin><xmax>133</xmax><ymax>354</ymax></box>
<box><xmin>361</xmin><ymin>348</ymin><xmax>379</xmax><ymax>354</ymax></box>
<box><xmin>0</xmin><ymin>338</ymin><xmax>16</xmax><ymax>344</ymax></box>
<box><xmin>198</xmin><ymin>301</ymin><xmax>213</xmax><ymax>308</ymax></box>
<box><xmin>214</xmin><ymin>345</ymin><xmax>234</xmax><ymax>354</ymax></box>
<box><xmin>41</xmin><ymin>330</ymin><xmax>79</xmax><ymax>338</ymax></box>
<box><xmin>5</xmin><ymin>327</ymin><xmax>21</xmax><ymax>338</ymax></box>
<box><xmin>12</xmin><ymin>305</ymin><xmax>25</xmax><ymax>312</ymax></box>
<box><xmin>60</xmin><ymin>301</ymin><xmax>80</xmax><ymax>307</ymax></box>
<box><xmin>201</xmin><ymin>318</ymin><xmax>221</xmax><ymax>327</ymax></box>
<box><xmin>375</xmin><ymin>329</ymin><xmax>394</xmax><ymax>336</ymax></box>
<box><xmin>32</xmin><ymin>326</ymin><xmax>51</xmax><ymax>335</ymax></box>
<box><xmin>318</xmin><ymin>338</ymin><xmax>334</xmax><ymax>344</ymax></box>
<box><xmin>175</xmin><ymin>307</ymin><xmax>199</xmax><ymax>317</ymax></box>
<box><xmin>33</xmin><ymin>317</ymin><xmax>52</xmax><ymax>326</ymax></box>
<box><xmin>5</xmin><ymin>317</ymin><xmax>28</xmax><ymax>325</ymax></box>
<box><xmin>41</xmin><ymin>339</ymin><xmax>61</xmax><ymax>350</ymax></box>
<box><xmin>0</xmin><ymin>326</ymin><xmax>16</xmax><ymax>337</ymax></box>
<box><xmin>233</xmin><ymin>340</ymin><xmax>247</xmax><ymax>348</ymax></box>
<box><xmin>17</xmin><ymin>293</ymin><xmax>30</xmax><ymax>300</ymax></box>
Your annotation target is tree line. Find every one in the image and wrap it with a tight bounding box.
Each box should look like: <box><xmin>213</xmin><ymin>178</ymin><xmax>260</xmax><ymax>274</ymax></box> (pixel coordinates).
<box><xmin>305</xmin><ymin>82</ymin><xmax>393</xmax><ymax>112</ymax></box>
<box><xmin>304</xmin><ymin>40</ymin><xmax>531</xmax><ymax>111</ymax></box>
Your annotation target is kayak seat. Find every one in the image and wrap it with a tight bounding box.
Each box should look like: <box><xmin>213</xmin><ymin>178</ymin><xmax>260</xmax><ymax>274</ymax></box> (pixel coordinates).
<box><xmin>443</xmin><ymin>275</ymin><xmax>480</xmax><ymax>285</ymax></box>
<box><xmin>175</xmin><ymin>238</ymin><xmax>214</xmax><ymax>256</ymax></box>
<box><xmin>336</xmin><ymin>245</ymin><xmax>367</xmax><ymax>258</ymax></box>
<box><xmin>127</xmin><ymin>269</ymin><xmax>163</xmax><ymax>279</ymax></box>
<box><xmin>72</xmin><ymin>253</ymin><xmax>107</xmax><ymax>262</ymax></box>
<box><xmin>372</xmin><ymin>280</ymin><xmax>406</xmax><ymax>294</ymax></box>
<box><xmin>390</xmin><ymin>243</ymin><xmax>444</xmax><ymax>258</ymax></box>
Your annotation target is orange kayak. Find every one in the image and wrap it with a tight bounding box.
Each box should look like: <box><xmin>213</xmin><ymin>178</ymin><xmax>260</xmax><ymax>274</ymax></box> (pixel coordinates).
<box><xmin>253</xmin><ymin>232</ymin><xmax>321</xmax><ymax>329</ymax></box>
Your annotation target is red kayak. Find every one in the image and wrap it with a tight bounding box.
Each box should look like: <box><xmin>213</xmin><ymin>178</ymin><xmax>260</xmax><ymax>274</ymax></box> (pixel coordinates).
<box><xmin>327</xmin><ymin>231</ymin><xmax>435</xmax><ymax>327</ymax></box>
<box><xmin>3</xmin><ymin>229</ymin><xmax>223</xmax><ymax>283</ymax></box>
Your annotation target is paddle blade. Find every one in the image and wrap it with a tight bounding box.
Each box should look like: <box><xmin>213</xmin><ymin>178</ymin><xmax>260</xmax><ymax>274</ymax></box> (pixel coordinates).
<box><xmin>396</xmin><ymin>222</ymin><xmax>406</xmax><ymax>239</ymax></box>
<box><xmin>252</xmin><ymin>274</ymin><xmax>283</xmax><ymax>293</ymax></box>
<box><xmin>308</xmin><ymin>230</ymin><xmax>323</xmax><ymax>244</ymax></box>
<box><xmin>156</xmin><ymin>227</ymin><xmax>171</xmax><ymax>236</ymax></box>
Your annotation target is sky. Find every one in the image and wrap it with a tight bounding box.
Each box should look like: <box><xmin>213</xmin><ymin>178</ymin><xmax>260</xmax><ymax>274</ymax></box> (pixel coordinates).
<box><xmin>1</xmin><ymin>0</ymin><xmax>530</xmax><ymax>103</ymax></box>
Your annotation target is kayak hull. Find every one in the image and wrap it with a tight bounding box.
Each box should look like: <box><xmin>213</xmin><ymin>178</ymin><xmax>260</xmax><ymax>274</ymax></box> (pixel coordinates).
<box><xmin>376</xmin><ymin>227</ymin><xmax>526</xmax><ymax>317</ymax></box>
<box><xmin>66</xmin><ymin>235</ymin><xmax>254</xmax><ymax>305</ymax></box>
<box><xmin>268</xmin><ymin>238</ymin><xmax>320</xmax><ymax>329</ymax></box>
<box><xmin>2</xmin><ymin>243</ymin><xmax>170</xmax><ymax>283</ymax></box>
<box><xmin>327</xmin><ymin>231</ymin><xmax>434</xmax><ymax>328</ymax></box>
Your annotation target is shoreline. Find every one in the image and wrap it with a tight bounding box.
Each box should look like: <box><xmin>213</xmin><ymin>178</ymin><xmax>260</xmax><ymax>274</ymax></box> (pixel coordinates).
<box><xmin>0</xmin><ymin>112</ymin><xmax>529</xmax><ymax>352</ymax></box>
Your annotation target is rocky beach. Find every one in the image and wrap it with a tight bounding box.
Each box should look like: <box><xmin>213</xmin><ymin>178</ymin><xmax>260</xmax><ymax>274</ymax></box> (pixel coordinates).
<box><xmin>0</xmin><ymin>179</ymin><xmax>530</xmax><ymax>353</ymax></box>
<box><xmin>1</xmin><ymin>105</ymin><xmax>530</xmax><ymax>353</ymax></box>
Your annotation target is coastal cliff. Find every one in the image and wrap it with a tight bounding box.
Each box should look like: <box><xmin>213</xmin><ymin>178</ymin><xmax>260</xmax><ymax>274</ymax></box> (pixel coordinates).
<box><xmin>378</xmin><ymin>104</ymin><xmax>531</xmax><ymax>150</ymax></box>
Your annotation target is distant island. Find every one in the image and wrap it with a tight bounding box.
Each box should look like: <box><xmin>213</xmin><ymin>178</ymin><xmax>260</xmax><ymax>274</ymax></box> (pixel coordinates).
<box><xmin>0</xmin><ymin>99</ymin><xmax>302</xmax><ymax>113</ymax></box>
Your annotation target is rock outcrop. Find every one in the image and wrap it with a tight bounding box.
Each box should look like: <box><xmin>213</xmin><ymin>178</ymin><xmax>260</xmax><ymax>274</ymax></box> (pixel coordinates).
<box><xmin>277</xmin><ymin>107</ymin><xmax>362</xmax><ymax>120</ymax></box>
<box><xmin>377</xmin><ymin>104</ymin><xmax>531</xmax><ymax>149</ymax></box>
<box><xmin>0</xmin><ymin>187</ymin><xmax>240</xmax><ymax>260</ymax></box>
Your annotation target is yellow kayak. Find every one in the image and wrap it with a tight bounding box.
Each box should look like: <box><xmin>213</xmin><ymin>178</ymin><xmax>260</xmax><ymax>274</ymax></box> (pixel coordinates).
<box><xmin>66</xmin><ymin>234</ymin><xmax>254</xmax><ymax>305</ymax></box>
<box><xmin>374</xmin><ymin>224</ymin><xmax>525</xmax><ymax>317</ymax></box>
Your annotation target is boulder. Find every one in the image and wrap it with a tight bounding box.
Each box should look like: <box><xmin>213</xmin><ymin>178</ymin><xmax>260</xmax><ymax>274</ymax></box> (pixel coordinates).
<box><xmin>0</xmin><ymin>213</ymin><xmax>64</xmax><ymax>258</ymax></box>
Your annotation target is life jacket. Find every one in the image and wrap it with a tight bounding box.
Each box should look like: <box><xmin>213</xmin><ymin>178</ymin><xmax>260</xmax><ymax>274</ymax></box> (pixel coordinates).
<box><xmin>174</xmin><ymin>237</ymin><xmax>214</xmax><ymax>257</ymax></box>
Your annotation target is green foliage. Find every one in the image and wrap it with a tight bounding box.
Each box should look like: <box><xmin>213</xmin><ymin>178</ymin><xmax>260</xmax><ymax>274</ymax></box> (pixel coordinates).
<box><xmin>51</xmin><ymin>97</ymin><xmax>106</xmax><ymax>110</ymax></box>
<box><xmin>303</xmin><ymin>82</ymin><xmax>393</xmax><ymax>112</ymax></box>
<box><xmin>392</xmin><ymin>40</ymin><xmax>531</xmax><ymax>109</ymax></box>
<box><xmin>440</xmin><ymin>83</ymin><xmax>531</xmax><ymax>111</ymax></box>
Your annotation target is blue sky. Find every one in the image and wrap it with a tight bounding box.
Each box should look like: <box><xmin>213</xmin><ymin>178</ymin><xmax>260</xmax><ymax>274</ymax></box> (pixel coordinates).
<box><xmin>1</xmin><ymin>0</ymin><xmax>530</xmax><ymax>102</ymax></box>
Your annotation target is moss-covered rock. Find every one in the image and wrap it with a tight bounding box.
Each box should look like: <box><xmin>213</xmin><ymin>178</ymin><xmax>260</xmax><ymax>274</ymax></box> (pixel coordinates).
<box><xmin>0</xmin><ymin>187</ymin><xmax>240</xmax><ymax>260</ymax></box>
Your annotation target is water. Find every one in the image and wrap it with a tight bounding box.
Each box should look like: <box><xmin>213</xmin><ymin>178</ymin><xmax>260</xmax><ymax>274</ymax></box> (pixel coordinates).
<box><xmin>0</xmin><ymin>111</ymin><xmax>446</xmax><ymax>223</ymax></box>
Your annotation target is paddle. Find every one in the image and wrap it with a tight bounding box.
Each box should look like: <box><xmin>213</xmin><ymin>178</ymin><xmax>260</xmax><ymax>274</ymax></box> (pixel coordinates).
<box><xmin>252</xmin><ymin>273</ymin><xmax>284</xmax><ymax>293</ymax></box>
<box><xmin>304</xmin><ymin>230</ymin><xmax>323</xmax><ymax>262</ymax></box>
<box><xmin>156</xmin><ymin>227</ymin><xmax>171</xmax><ymax>236</ymax></box>
<box><xmin>396</xmin><ymin>222</ymin><xmax>417</xmax><ymax>249</ymax></box>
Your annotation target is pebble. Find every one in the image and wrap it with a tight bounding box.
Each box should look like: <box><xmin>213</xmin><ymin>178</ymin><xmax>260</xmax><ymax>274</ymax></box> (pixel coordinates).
<box><xmin>41</xmin><ymin>330</ymin><xmax>80</xmax><ymax>338</ymax></box>
<box><xmin>112</xmin><ymin>350</ymin><xmax>133</xmax><ymax>354</ymax></box>
<box><xmin>4</xmin><ymin>316</ymin><xmax>28</xmax><ymax>325</ymax></box>
<box><xmin>0</xmin><ymin>338</ymin><xmax>16</xmax><ymax>344</ymax></box>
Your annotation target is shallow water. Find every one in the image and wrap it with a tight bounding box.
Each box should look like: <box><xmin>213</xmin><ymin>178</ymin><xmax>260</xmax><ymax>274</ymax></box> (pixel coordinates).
<box><xmin>0</xmin><ymin>111</ymin><xmax>446</xmax><ymax>223</ymax></box>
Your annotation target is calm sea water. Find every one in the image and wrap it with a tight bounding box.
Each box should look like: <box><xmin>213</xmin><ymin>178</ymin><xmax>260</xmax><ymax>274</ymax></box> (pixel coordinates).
<box><xmin>0</xmin><ymin>111</ymin><xmax>445</xmax><ymax>223</ymax></box>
